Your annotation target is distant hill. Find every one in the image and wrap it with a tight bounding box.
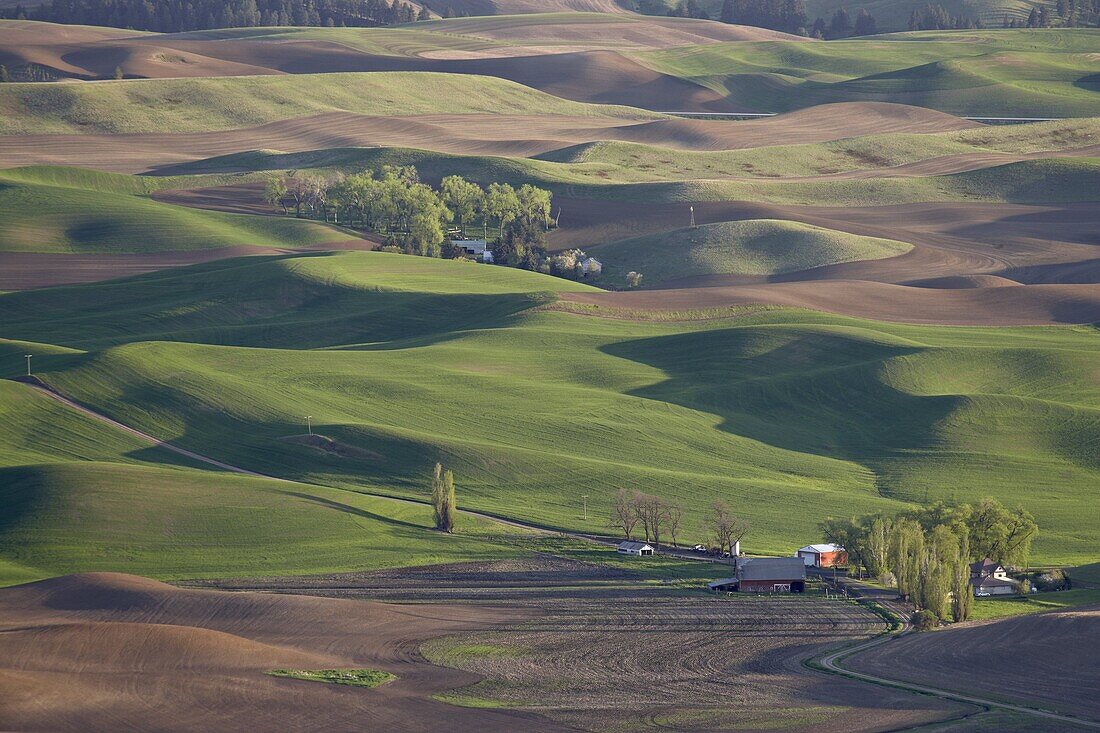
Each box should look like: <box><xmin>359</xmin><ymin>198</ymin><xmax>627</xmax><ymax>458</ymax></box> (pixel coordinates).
<box><xmin>589</xmin><ymin>219</ymin><xmax>913</xmax><ymax>284</ymax></box>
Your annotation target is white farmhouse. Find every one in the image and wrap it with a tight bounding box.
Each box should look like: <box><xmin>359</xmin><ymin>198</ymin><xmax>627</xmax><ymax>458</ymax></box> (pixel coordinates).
<box><xmin>452</xmin><ymin>239</ymin><xmax>493</xmax><ymax>263</ymax></box>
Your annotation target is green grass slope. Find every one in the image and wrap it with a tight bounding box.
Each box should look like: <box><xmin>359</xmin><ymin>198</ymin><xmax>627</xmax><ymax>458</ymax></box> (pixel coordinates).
<box><xmin>0</xmin><ymin>377</ymin><xmax>526</xmax><ymax>586</ymax></box>
<box><xmin>0</xmin><ymin>71</ymin><xmax>658</xmax><ymax>136</ymax></box>
<box><xmin>2</xmin><ymin>251</ymin><xmax>1098</xmax><ymax>568</ymax></box>
<box><xmin>0</xmin><ymin>168</ymin><xmax>339</xmax><ymax>253</ymax></box>
<box><xmin>589</xmin><ymin>219</ymin><xmax>912</xmax><ymax>284</ymax></box>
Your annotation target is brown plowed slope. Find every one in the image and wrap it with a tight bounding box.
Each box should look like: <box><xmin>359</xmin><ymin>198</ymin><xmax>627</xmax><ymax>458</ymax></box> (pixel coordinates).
<box><xmin>0</xmin><ymin>573</ymin><xmax>564</xmax><ymax>733</ymax></box>
<box><xmin>559</xmin><ymin>280</ymin><xmax>1100</xmax><ymax>325</ymax></box>
<box><xmin>0</xmin><ymin>104</ymin><xmax>979</xmax><ymax>173</ymax></box>
<box><xmin>845</xmin><ymin>606</ymin><xmax>1100</xmax><ymax>722</ymax></box>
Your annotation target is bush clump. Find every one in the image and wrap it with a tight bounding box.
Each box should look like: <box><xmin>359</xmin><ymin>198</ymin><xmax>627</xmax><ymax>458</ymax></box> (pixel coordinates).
<box><xmin>912</xmin><ymin>609</ymin><xmax>939</xmax><ymax>631</ymax></box>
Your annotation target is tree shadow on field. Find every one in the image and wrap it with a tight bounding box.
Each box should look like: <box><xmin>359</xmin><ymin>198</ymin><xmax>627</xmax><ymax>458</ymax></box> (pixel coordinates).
<box><xmin>600</xmin><ymin>326</ymin><xmax>964</xmax><ymax>474</ymax></box>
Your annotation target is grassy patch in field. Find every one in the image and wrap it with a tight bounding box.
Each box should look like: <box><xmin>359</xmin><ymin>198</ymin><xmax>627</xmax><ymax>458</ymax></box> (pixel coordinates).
<box><xmin>970</xmin><ymin>588</ymin><xmax>1100</xmax><ymax>621</ymax></box>
<box><xmin>589</xmin><ymin>219</ymin><xmax>912</xmax><ymax>284</ymax></box>
<box><xmin>267</xmin><ymin>669</ymin><xmax>396</xmax><ymax>687</ymax></box>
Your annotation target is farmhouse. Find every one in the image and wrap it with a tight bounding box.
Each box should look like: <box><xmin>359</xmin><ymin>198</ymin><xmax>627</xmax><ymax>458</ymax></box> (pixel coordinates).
<box><xmin>579</xmin><ymin>257</ymin><xmax>602</xmax><ymax>277</ymax></box>
<box><xmin>452</xmin><ymin>239</ymin><xmax>494</xmax><ymax>263</ymax></box>
<box><xmin>970</xmin><ymin>558</ymin><xmax>1017</xmax><ymax>597</ymax></box>
<box><xmin>796</xmin><ymin>543</ymin><xmax>848</xmax><ymax>568</ymax></box>
<box><xmin>617</xmin><ymin>541</ymin><xmax>654</xmax><ymax>557</ymax></box>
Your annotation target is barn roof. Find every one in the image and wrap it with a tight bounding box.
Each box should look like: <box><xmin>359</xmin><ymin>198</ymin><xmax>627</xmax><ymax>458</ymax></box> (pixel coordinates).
<box><xmin>798</xmin><ymin>544</ymin><xmax>843</xmax><ymax>554</ymax></box>
<box><xmin>707</xmin><ymin>577</ymin><xmax>738</xmax><ymax>590</ymax></box>
<box><xmin>617</xmin><ymin>541</ymin><xmax>653</xmax><ymax>551</ymax></box>
<box><xmin>737</xmin><ymin>557</ymin><xmax>806</xmax><ymax>581</ymax></box>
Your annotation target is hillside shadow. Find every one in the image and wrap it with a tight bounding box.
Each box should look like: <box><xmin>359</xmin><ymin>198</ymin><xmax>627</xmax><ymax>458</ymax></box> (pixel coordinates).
<box><xmin>1073</xmin><ymin>73</ymin><xmax>1100</xmax><ymax>92</ymax></box>
<box><xmin>0</xmin><ymin>252</ymin><xmax>545</xmax><ymax>351</ymax></box>
<box><xmin>600</xmin><ymin>326</ymin><xmax>962</xmax><ymax>476</ymax></box>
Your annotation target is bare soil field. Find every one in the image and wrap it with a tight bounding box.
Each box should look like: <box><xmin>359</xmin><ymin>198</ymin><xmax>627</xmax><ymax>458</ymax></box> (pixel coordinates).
<box><xmin>0</xmin><ymin>104</ymin><xmax>981</xmax><ymax>173</ymax></box>
<box><xmin>0</xmin><ymin>572</ymin><xmax>565</xmax><ymax>733</ymax></box>
<box><xmin>844</xmin><ymin>605</ymin><xmax>1100</xmax><ymax>724</ymax></box>
<box><xmin>186</xmin><ymin>557</ymin><xmax>974</xmax><ymax>733</ymax></box>
<box><xmin>560</xmin><ymin>279</ymin><xmax>1100</xmax><ymax>325</ymax></box>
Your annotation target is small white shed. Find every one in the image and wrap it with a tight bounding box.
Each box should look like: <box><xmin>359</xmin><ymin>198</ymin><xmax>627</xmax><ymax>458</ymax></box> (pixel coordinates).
<box><xmin>617</xmin><ymin>541</ymin><xmax>654</xmax><ymax>556</ymax></box>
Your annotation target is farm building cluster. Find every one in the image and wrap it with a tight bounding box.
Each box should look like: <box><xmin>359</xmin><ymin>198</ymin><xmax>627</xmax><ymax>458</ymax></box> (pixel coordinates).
<box><xmin>614</xmin><ymin>538</ymin><xmax>1028</xmax><ymax>598</ymax></box>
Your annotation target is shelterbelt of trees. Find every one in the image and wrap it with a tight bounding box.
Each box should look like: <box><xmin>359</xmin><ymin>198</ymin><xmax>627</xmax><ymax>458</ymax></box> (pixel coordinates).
<box><xmin>265</xmin><ymin>165</ymin><xmax>605</xmax><ymax>279</ymax></box>
<box><xmin>2</xmin><ymin>0</ymin><xmax>426</xmax><ymax>32</ymax></box>
<box><xmin>822</xmin><ymin>498</ymin><xmax>1038</xmax><ymax>624</ymax></box>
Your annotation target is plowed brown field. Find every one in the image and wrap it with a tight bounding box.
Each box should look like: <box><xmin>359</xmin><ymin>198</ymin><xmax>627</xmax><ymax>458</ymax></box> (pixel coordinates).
<box><xmin>0</xmin><ymin>573</ymin><xmax>561</xmax><ymax>733</ymax></box>
<box><xmin>845</xmin><ymin>605</ymin><xmax>1100</xmax><ymax>723</ymax></box>
<box><xmin>188</xmin><ymin>558</ymin><xmax>974</xmax><ymax>733</ymax></box>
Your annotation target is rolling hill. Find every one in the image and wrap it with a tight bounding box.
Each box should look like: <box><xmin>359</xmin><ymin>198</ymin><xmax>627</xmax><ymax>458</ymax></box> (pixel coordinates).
<box><xmin>588</xmin><ymin>220</ymin><xmax>913</xmax><ymax>284</ymax></box>
<box><xmin>2</xmin><ymin>250</ymin><xmax>1098</xmax><ymax>582</ymax></box>
<box><xmin>0</xmin><ymin>167</ymin><xmax>341</xmax><ymax>253</ymax></box>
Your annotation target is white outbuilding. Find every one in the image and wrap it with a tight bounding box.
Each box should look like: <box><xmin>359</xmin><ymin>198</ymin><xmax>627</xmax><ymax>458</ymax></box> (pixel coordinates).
<box><xmin>617</xmin><ymin>541</ymin><xmax>654</xmax><ymax>556</ymax></box>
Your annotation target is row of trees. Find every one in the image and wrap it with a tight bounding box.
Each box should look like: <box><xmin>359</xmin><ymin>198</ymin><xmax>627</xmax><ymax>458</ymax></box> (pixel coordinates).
<box><xmin>264</xmin><ymin>166</ymin><xmax>554</xmax><ymax>259</ymax></box>
<box><xmin>429</xmin><ymin>462</ymin><xmax>457</xmax><ymax>533</ymax></box>
<box><xmin>1004</xmin><ymin>0</ymin><xmax>1099</xmax><ymax>27</ymax></box>
<box><xmin>907</xmin><ymin>4</ymin><xmax>982</xmax><ymax>29</ymax></box>
<box><xmin>265</xmin><ymin>166</ymin><xmax>643</xmax><ymax>284</ymax></box>
<box><xmin>610</xmin><ymin>490</ymin><xmax>749</xmax><ymax>557</ymax></box>
<box><xmin>821</xmin><ymin>497</ymin><xmax>1038</xmax><ymax>623</ymax></box>
<box><xmin>2</xmin><ymin>0</ymin><xmax>428</xmax><ymax>31</ymax></box>
<box><xmin>670</xmin><ymin>0</ymin><xmax>879</xmax><ymax>38</ymax></box>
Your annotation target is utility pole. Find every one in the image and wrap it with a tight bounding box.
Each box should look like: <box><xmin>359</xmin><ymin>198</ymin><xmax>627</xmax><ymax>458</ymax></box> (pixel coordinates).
<box><xmin>24</xmin><ymin>354</ymin><xmax>32</xmax><ymax>376</ymax></box>
<box><xmin>582</xmin><ymin>494</ymin><xmax>588</xmax><ymax>521</ymax></box>
<box><xmin>305</xmin><ymin>415</ymin><xmax>313</xmax><ymax>437</ymax></box>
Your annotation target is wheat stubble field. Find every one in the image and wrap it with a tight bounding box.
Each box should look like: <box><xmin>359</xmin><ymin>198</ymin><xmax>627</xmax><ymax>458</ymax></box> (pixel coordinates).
<box><xmin>0</xmin><ymin>7</ymin><xmax>1098</xmax><ymax>733</ymax></box>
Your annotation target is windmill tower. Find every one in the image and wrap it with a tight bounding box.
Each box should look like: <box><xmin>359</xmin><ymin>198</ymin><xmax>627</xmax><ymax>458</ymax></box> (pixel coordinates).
<box><xmin>689</xmin><ymin>205</ymin><xmax>696</xmax><ymax>228</ymax></box>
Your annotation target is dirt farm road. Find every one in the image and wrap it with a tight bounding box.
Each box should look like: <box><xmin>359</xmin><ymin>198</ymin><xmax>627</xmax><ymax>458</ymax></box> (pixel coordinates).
<box><xmin>819</xmin><ymin>630</ymin><xmax>1100</xmax><ymax>730</ymax></box>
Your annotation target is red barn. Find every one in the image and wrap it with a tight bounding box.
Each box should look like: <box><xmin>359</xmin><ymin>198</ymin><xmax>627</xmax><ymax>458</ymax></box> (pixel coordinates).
<box><xmin>796</xmin><ymin>544</ymin><xmax>848</xmax><ymax>568</ymax></box>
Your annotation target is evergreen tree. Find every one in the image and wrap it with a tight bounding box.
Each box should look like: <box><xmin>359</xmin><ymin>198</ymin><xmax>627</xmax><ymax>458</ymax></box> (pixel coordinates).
<box><xmin>441</xmin><ymin>469</ymin><xmax>456</xmax><ymax>533</ymax></box>
<box><xmin>853</xmin><ymin>8</ymin><xmax>876</xmax><ymax>35</ymax></box>
<box><xmin>0</xmin><ymin>65</ymin><xmax>9</xmax><ymax>83</ymax></box>
<box><xmin>430</xmin><ymin>462</ymin><xmax>446</xmax><ymax>530</ymax></box>
<box><xmin>828</xmin><ymin>7</ymin><xmax>851</xmax><ymax>36</ymax></box>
